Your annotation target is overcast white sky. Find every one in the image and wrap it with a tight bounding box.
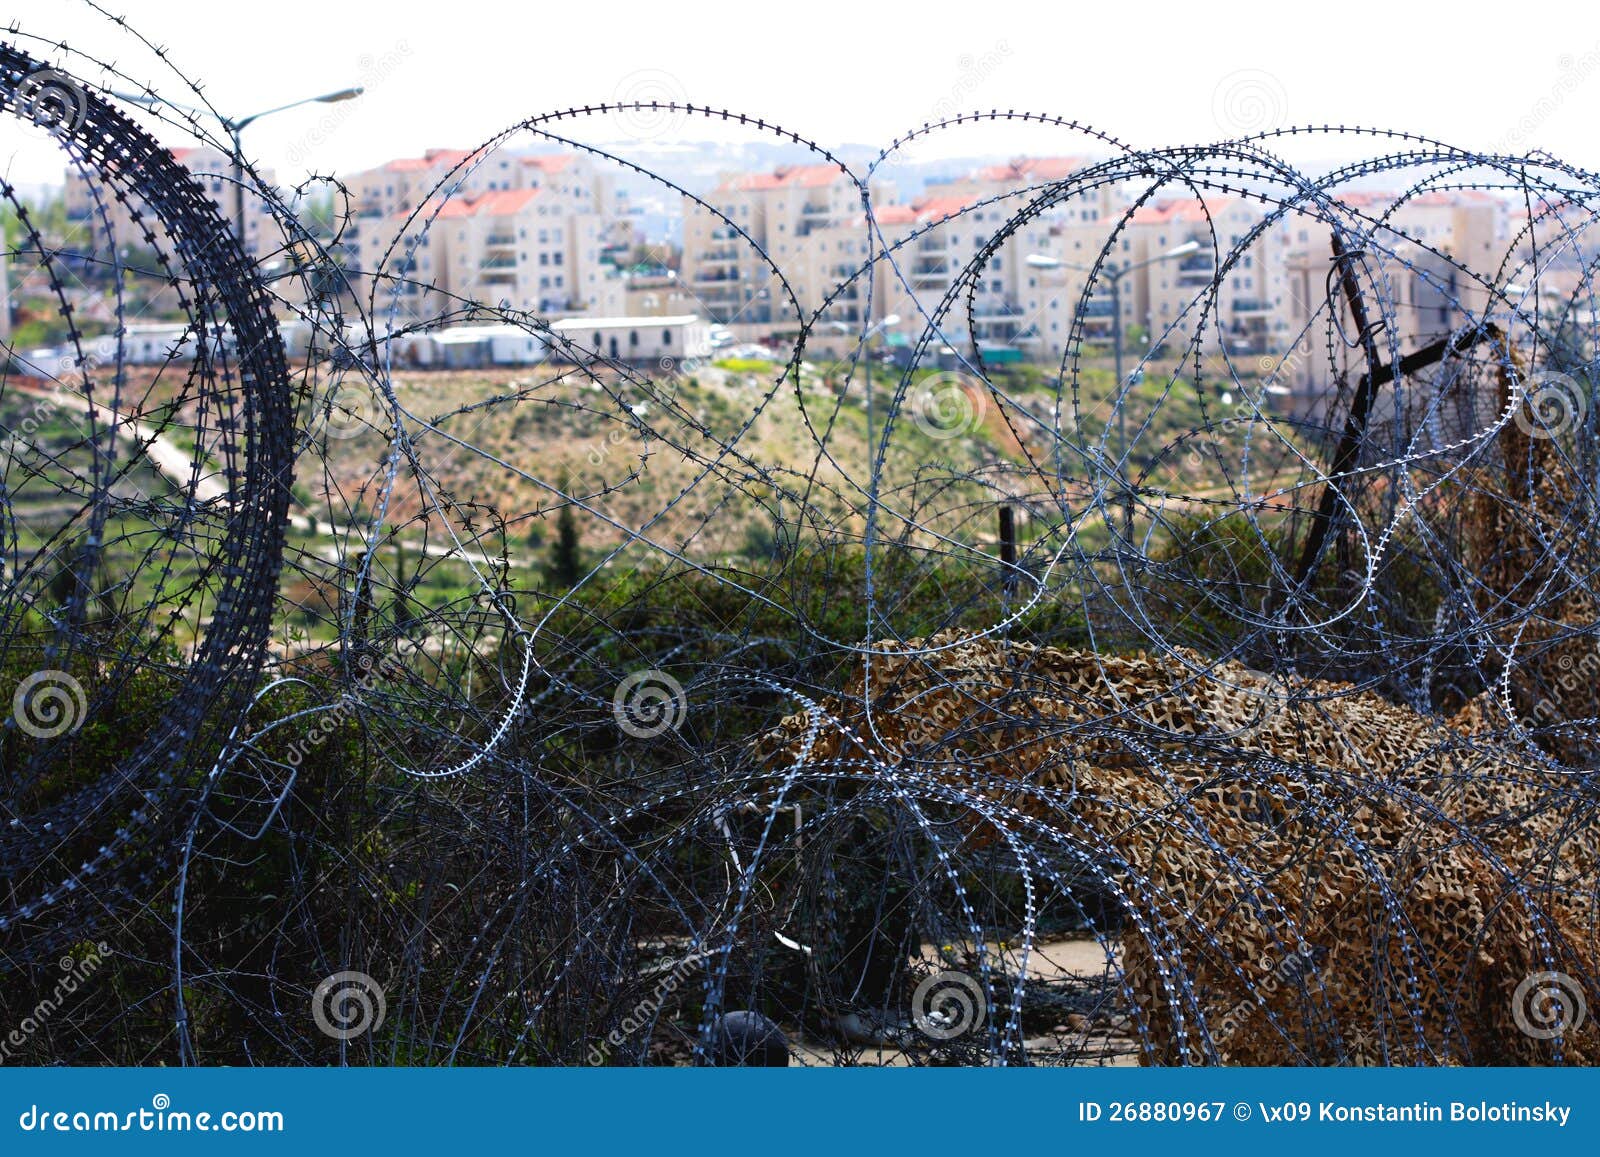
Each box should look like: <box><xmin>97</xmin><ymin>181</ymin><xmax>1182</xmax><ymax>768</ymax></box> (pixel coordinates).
<box><xmin>5</xmin><ymin>0</ymin><xmax>1600</xmax><ymax>187</ymax></box>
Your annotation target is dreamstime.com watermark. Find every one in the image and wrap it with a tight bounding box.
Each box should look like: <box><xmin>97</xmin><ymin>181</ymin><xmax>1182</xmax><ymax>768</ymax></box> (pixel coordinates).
<box><xmin>1212</xmin><ymin>946</ymin><xmax>1334</xmax><ymax>1046</ymax></box>
<box><xmin>1526</xmin><ymin>642</ymin><xmax>1600</xmax><ymax>732</ymax></box>
<box><xmin>613</xmin><ymin>669</ymin><xmax>687</xmax><ymax>738</ymax></box>
<box><xmin>14</xmin><ymin>66</ymin><xmax>89</xmax><ymax>138</ymax></box>
<box><xmin>17</xmin><ymin>1094</ymin><xmax>283</xmax><ymax>1134</ymax></box>
<box><xmin>9</xmin><ymin>670</ymin><xmax>88</xmax><ymax>740</ymax></box>
<box><xmin>277</xmin><ymin>651</ymin><xmax>407</xmax><ymax>769</ymax></box>
<box><xmin>579</xmin><ymin>371</ymin><xmax>684</xmax><ymax>472</ymax></box>
<box><xmin>587</xmin><ymin>953</ymin><xmax>702</xmax><ymax>1064</ymax></box>
<box><xmin>910</xmin><ymin>372</ymin><xmax>988</xmax><ymax>440</ymax></box>
<box><xmin>285</xmin><ymin>40</ymin><xmax>413</xmax><ymax>166</ymax></box>
<box><xmin>317</xmin><ymin>379</ymin><xmax>388</xmax><ymax>440</ymax></box>
<box><xmin>311</xmin><ymin>970</ymin><xmax>387</xmax><ymax>1041</ymax></box>
<box><xmin>609</xmin><ymin>69</ymin><xmax>690</xmax><ymax>141</ymax></box>
<box><xmin>1211</xmin><ymin>69</ymin><xmax>1288</xmax><ymax>137</ymax></box>
<box><xmin>1512</xmin><ymin>970</ymin><xmax>1588</xmax><ymax>1041</ymax></box>
<box><xmin>1180</xmin><ymin>383</ymin><xmax>1294</xmax><ymax>474</ymax></box>
<box><xmin>0</xmin><ymin>944</ymin><xmax>110</xmax><ymax>1064</ymax></box>
<box><xmin>1493</xmin><ymin>41</ymin><xmax>1600</xmax><ymax>154</ymax></box>
<box><xmin>884</xmin><ymin>41</ymin><xmax>1013</xmax><ymax>173</ymax></box>
<box><xmin>1512</xmin><ymin>369</ymin><xmax>1588</xmax><ymax>441</ymax></box>
<box><xmin>911</xmin><ymin>969</ymin><xmax>988</xmax><ymax>1040</ymax></box>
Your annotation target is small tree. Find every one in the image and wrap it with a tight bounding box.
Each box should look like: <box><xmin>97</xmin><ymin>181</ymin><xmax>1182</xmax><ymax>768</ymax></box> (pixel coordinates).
<box><xmin>547</xmin><ymin>506</ymin><xmax>583</xmax><ymax>589</ymax></box>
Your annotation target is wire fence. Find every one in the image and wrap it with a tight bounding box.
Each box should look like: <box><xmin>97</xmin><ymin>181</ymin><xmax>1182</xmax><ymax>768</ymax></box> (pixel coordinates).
<box><xmin>0</xmin><ymin>11</ymin><xmax>1597</xmax><ymax>1065</ymax></box>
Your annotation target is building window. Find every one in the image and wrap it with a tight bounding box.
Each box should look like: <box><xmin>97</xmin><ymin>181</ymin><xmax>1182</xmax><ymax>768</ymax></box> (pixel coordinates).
<box><xmin>662</xmin><ymin>330</ymin><xmax>673</xmax><ymax>346</ymax></box>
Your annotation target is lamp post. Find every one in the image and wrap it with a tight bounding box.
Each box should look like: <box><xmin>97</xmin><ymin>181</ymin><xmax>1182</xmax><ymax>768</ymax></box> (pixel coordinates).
<box><xmin>113</xmin><ymin>86</ymin><xmax>364</xmax><ymax>250</ymax></box>
<box><xmin>830</xmin><ymin>312</ymin><xmax>900</xmax><ymax>410</ymax></box>
<box><xmin>1027</xmin><ymin>240</ymin><xmax>1201</xmax><ymax>539</ymax></box>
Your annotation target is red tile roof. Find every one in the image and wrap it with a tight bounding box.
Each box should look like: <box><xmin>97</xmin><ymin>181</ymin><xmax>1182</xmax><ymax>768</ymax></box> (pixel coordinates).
<box><xmin>778</xmin><ymin>163</ymin><xmax>845</xmax><ymax>188</ymax></box>
<box><xmin>471</xmin><ymin>188</ymin><xmax>541</xmax><ymax>216</ymax></box>
<box><xmin>912</xmin><ymin>194</ymin><xmax>976</xmax><ymax>223</ymax></box>
<box><xmin>386</xmin><ymin>148</ymin><xmax>475</xmax><ymax>173</ymax></box>
<box><xmin>1130</xmin><ymin>196</ymin><xmax>1237</xmax><ymax>225</ymax></box>
<box><xmin>977</xmin><ymin>156</ymin><xmax>1088</xmax><ymax>182</ymax></box>
<box><xmin>1403</xmin><ymin>190</ymin><xmax>1499</xmax><ymax>208</ymax></box>
<box><xmin>522</xmin><ymin>155</ymin><xmax>575</xmax><ymax>172</ymax></box>
<box><xmin>876</xmin><ymin>205</ymin><xmax>918</xmax><ymax>225</ymax></box>
<box><xmin>1330</xmin><ymin>191</ymin><xmax>1394</xmax><ymax>209</ymax></box>
<box><xmin>393</xmin><ymin>195</ymin><xmax>478</xmax><ymax>222</ymax></box>
<box><xmin>715</xmin><ymin>162</ymin><xmax>848</xmax><ymax>193</ymax></box>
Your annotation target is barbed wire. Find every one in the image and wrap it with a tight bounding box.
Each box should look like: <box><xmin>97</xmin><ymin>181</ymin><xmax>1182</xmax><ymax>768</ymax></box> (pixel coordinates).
<box><xmin>0</xmin><ymin>10</ymin><xmax>1597</xmax><ymax>1066</ymax></box>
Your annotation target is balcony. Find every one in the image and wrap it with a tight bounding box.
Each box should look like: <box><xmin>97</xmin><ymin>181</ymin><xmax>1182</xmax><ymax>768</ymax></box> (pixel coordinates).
<box><xmin>1231</xmin><ymin>298</ymin><xmax>1273</xmax><ymax>315</ymax></box>
<box><xmin>1175</xmin><ymin>254</ymin><xmax>1216</xmax><ymax>287</ymax></box>
<box><xmin>480</xmin><ymin>258</ymin><xmax>518</xmax><ymax>271</ymax></box>
<box><xmin>484</xmin><ymin>234</ymin><xmax>517</xmax><ymax>248</ymax></box>
<box><xmin>972</xmin><ymin>298</ymin><xmax>1025</xmax><ymax>320</ymax></box>
<box><xmin>1075</xmin><ymin>301</ymin><xmax>1116</xmax><ymax>333</ymax></box>
<box><xmin>692</xmin><ymin>270</ymin><xmax>740</xmax><ymax>284</ymax></box>
<box><xmin>700</xmin><ymin>248</ymin><xmax>741</xmax><ymax>263</ymax></box>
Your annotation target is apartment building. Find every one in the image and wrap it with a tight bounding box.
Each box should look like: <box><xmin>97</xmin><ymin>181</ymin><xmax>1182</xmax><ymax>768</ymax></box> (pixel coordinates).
<box><xmin>1017</xmin><ymin>187</ymin><xmax>1517</xmax><ymax>378</ymax></box>
<box><xmin>883</xmin><ymin>157</ymin><xmax>1112</xmax><ymax>354</ymax></box>
<box><xmin>623</xmin><ymin>270</ymin><xmax>701</xmax><ymax>318</ymax></box>
<box><xmin>343</xmin><ymin>148</ymin><xmax>631</xmax><ymax>322</ymax></box>
<box><xmin>1504</xmin><ymin>199</ymin><xmax>1600</xmax><ymax>341</ymax></box>
<box><xmin>883</xmin><ymin>192</ymin><xmax>1026</xmax><ymax>348</ymax></box>
<box><xmin>63</xmin><ymin>145</ymin><xmax>280</xmax><ymax>260</ymax></box>
<box><xmin>346</xmin><ymin>149</ymin><xmax>619</xmax><ymax>223</ymax></box>
<box><xmin>1275</xmin><ymin>190</ymin><xmax>1514</xmax><ymax>403</ymax></box>
<box><xmin>1319</xmin><ymin>191</ymin><xmax>1504</xmax><ymax>341</ymax></box>
<box><xmin>355</xmin><ymin>185</ymin><xmax>625</xmax><ymax>321</ymax></box>
<box><xmin>678</xmin><ymin>155</ymin><xmax>1123</xmax><ymax>358</ymax></box>
<box><xmin>680</xmin><ymin>163</ymin><xmax>900</xmax><ymax>341</ymax></box>
<box><xmin>1136</xmin><ymin>196</ymin><xmax>1293</xmax><ymax>356</ymax></box>
<box><xmin>1021</xmin><ymin>194</ymin><xmax>1294</xmax><ymax>363</ymax></box>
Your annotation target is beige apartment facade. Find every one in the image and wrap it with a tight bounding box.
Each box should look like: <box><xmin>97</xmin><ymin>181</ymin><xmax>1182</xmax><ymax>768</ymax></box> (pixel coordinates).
<box><xmin>680</xmin><ymin>156</ymin><xmax>1129</xmax><ymax>357</ymax></box>
<box><xmin>680</xmin><ymin>163</ymin><xmax>902</xmax><ymax>347</ymax></box>
<box><xmin>344</xmin><ymin>148</ymin><xmax>631</xmax><ymax>323</ymax></box>
<box><xmin>64</xmin><ymin>145</ymin><xmax>280</xmax><ymax>261</ymax></box>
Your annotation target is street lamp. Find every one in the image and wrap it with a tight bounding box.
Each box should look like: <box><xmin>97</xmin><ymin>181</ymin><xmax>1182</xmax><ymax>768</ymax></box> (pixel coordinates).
<box><xmin>829</xmin><ymin>312</ymin><xmax>900</xmax><ymax>407</ymax></box>
<box><xmin>1027</xmin><ymin>240</ymin><xmax>1201</xmax><ymax>538</ymax></box>
<box><xmin>112</xmin><ymin>86</ymin><xmax>364</xmax><ymax>249</ymax></box>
